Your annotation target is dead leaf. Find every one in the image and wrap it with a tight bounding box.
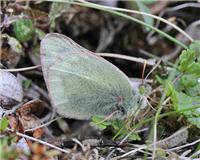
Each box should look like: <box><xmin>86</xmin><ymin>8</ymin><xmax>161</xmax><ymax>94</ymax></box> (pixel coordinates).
<box><xmin>157</xmin><ymin>127</ymin><xmax>188</xmax><ymax>149</ymax></box>
<box><xmin>32</xmin><ymin>142</ymin><xmax>46</xmax><ymax>155</ymax></box>
<box><xmin>0</xmin><ymin>71</ymin><xmax>23</xmax><ymax>109</ymax></box>
<box><xmin>8</xmin><ymin>115</ymin><xmax>18</xmax><ymax>130</ymax></box>
<box><xmin>33</xmin><ymin>128</ymin><xmax>44</xmax><ymax>139</ymax></box>
<box><xmin>17</xmin><ymin>99</ymin><xmax>43</xmax><ymax>116</ymax></box>
<box><xmin>19</xmin><ymin>114</ymin><xmax>41</xmax><ymax>130</ymax></box>
<box><xmin>0</xmin><ymin>34</ymin><xmax>23</xmax><ymax>68</ymax></box>
<box><xmin>16</xmin><ymin>99</ymin><xmax>43</xmax><ymax>130</ymax></box>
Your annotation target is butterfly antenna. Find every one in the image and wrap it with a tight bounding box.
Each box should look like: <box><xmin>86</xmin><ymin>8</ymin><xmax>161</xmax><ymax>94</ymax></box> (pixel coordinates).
<box><xmin>141</xmin><ymin>60</ymin><xmax>147</xmax><ymax>85</ymax></box>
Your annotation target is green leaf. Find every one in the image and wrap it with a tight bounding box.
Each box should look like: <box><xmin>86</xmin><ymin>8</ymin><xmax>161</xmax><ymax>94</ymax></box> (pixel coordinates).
<box><xmin>186</xmin><ymin>84</ymin><xmax>200</xmax><ymax>97</ymax></box>
<box><xmin>178</xmin><ymin>49</ymin><xmax>196</xmax><ymax>72</ymax></box>
<box><xmin>91</xmin><ymin>116</ymin><xmax>141</xmax><ymax>141</ymax></box>
<box><xmin>178</xmin><ymin>47</ymin><xmax>200</xmax><ymax>76</ymax></box>
<box><xmin>110</xmin><ymin>118</ymin><xmax>141</xmax><ymax>141</ymax></box>
<box><xmin>155</xmin><ymin>75</ymin><xmax>164</xmax><ymax>85</ymax></box>
<box><xmin>12</xmin><ymin>18</ymin><xmax>35</xmax><ymax>43</ymax></box>
<box><xmin>130</xmin><ymin>0</ymin><xmax>154</xmax><ymax>31</ymax></box>
<box><xmin>177</xmin><ymin>45</ymin><xmax>200</xmax><ymax>76</ymax></box>
<box><xmin>129</xmin><ymin>132</ymin><xmax>141</xmax><ymax>141</ymax></box>
<box><xmin>186</xmin><ymin>63</ymin><xmax>200</xmax><ymax>76</ymax></box>
<box><xmin>22</xmin><ymin>79</ymin><xmax>32</xmax><ymax>89</ymax></box>
<box><xmin>172</xmin><ymin>92</ymin><xmax>200</xmax><ymax>128</ymax></box>
<box><xmin>140</xmin><ymin>0</ymin><xmax>156</xmax><ymax>4</ymax></box>
<box><xmin>164</xmin><ymin>80</ymin><xmax>180</xmax><ymax>110</ymax></box>
<box><xmin>136</xmin><ymin>0</ymin><xmax>154</xmax><ymax>31</ymax></box>
<box><xmin>110</xmin><ymin>119</ymin><xmax>123</xmax><ymax>131</ymax></box>
<box><xmin>189</xmin><ymin>40</ymin><xmax>200</xmax><ymax>62</ymax></box>
<box><xmin>0</xmin><ymin>118</ymin><xmax>9</xmax><ymax>132</ymax></box>
<box><xmin>90</xmin><ymin>116</ymin><xmax>110</xmax><ymax>129</ymax></box>
<box><xmin>180</xmin><ymin>74</ymin><xmax>197</xmax><ymax>88</ymax></box>
<box><xmin>164</xmin><ymin>80</ymin><xmax>175</xmax><ymax>96</ymax></box>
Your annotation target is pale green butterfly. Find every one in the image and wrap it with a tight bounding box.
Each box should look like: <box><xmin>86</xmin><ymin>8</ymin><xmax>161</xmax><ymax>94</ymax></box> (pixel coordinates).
<box><xmin>40</xmin><ymin>33</ymin><xmax>141</xmax><ymax>120</ymax></box>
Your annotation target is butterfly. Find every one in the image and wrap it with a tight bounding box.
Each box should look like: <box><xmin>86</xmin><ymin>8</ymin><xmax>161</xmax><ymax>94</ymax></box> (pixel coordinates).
<box><xmin>40</xmin><ymin>33</ymin><xmax>141</xmax><ymax>119</ymax></box>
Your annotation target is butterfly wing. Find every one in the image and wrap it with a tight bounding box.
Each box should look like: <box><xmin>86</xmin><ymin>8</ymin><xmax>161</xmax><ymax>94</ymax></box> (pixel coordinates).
<box><xmin>40</xmin><ymin>33</ymin><xmax>137</xmax><ymax>119</ymax></box>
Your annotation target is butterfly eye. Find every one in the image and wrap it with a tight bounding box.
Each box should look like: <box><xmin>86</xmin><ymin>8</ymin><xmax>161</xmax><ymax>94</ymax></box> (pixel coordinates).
<box><xmin>136</xmin><ymin>96</ymin><xmax>142</xmax><ymax>104</ymax></box>
<box><xmin>116</xmin><ymin>104</ymin><xmax>126</xmax><ymax>115</ymax></box>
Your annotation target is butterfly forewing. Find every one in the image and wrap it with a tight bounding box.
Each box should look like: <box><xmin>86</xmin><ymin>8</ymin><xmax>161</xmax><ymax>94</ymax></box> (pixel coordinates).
<box><xmin>40</xmin><ymin>33</ymin><xmax>137</xmax><ymax>119</ymax></box>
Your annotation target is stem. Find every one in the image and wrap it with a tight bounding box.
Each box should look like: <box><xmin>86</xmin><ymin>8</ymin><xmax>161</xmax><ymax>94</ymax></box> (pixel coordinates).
<box><xmin>152</xmin><ymin>95</ymin><xmax>168</xmax><ymax>159</ymax></box>
<box><xmin>77</xmin><ymin>0</ymin><xmax>193</xmax><ymax>42</ymax></box>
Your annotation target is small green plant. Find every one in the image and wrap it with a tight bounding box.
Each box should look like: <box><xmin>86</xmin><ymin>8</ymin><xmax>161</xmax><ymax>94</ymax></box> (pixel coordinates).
<box><xmin>0</xmin><ymin>136</ymin><xmax>20</xmax><ymax>160</ymax></box>
<box><xmin>0</xmin><ymin>118</ymin><xmax>19</xmax><ymax>160</ymax></box>
<box><xmin>91</xmin><ymin>116</ymin><xmax>141</xmax><ymax>141</ymax></box>
<box><xmin>165</xmin><ymin>40</ymin><xmax>200</xmax><ymax>128</ymax></box>
<box><xmin>91</xmin><ymin>41</ymin><xmax>200</xmax><ymax>141</ymax></box>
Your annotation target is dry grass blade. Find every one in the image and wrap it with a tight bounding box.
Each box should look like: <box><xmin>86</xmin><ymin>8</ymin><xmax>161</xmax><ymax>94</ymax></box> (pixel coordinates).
<box><xmin>96</xmin><ymin>53</ymin><xmax>155</xmax><ymax>66</ymax></box>
<box><xmin>7</xmin><ymin>128</ymin><xmax>70</xmax><ymax>154</ymax></box>
<box><xmin>0</xmin><ymin>65</ymin><xmax>41</xmax><ymax>72</ymax></box>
